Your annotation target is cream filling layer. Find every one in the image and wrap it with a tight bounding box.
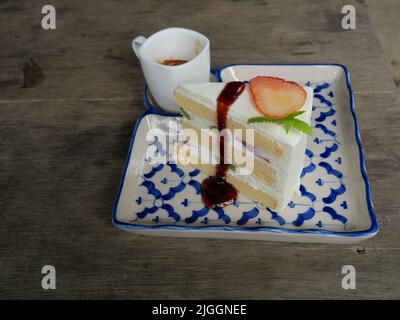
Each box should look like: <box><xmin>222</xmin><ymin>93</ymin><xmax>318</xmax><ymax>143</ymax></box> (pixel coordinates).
<box><xmin>177</xmin><ymin>139</ymin><xmax>298</xmax><ymax>212</ymax></box>
<box><xmin>181</xmin><ymin>109</ymin><xmax>299</xmax><ymax>195</ymax></box>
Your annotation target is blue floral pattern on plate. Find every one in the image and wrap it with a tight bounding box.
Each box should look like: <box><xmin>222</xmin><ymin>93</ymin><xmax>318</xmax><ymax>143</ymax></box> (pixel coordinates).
<box><xmin>131</xmin><ymin>81</ymin><xmax>353</xmax><ymax>230</ymax></box>
<box><xmin>113</xmin><ymin>64</ymin><xmax>378</xmax><ymax>242</ymax></box>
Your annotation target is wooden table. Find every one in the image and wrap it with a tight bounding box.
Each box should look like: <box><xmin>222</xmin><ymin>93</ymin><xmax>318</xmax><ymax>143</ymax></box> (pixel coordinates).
<box><xmin>1</xmin><ymin>0</ymin><xmax>399</xmax><ymax>299</ymax></box>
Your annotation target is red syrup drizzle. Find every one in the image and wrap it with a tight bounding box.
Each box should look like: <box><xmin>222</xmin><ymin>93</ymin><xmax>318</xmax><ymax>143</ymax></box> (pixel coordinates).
<box><xmin>201</xmin><ymin>81</ymin><xmax>246</xmax><ymax>208</ymax></box>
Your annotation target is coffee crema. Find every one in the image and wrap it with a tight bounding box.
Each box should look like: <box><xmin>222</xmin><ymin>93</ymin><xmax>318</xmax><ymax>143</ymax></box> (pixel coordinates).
<box><xmin>159</xmin><ymin>59</ymin><xmax>188</xmax><ymax>66</ymax></box>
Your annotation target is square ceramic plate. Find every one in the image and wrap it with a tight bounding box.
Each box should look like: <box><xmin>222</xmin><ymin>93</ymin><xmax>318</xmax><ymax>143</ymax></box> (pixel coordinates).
<box><xmin>112</xmin><ymin>64</ymin><xmax>378</xmax><ymax>243</ymax></box>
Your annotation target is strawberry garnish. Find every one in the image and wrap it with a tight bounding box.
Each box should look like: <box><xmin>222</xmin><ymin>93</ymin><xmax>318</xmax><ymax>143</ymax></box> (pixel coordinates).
<box><xmin>249</xmin><ymin>76</ymin><xmax>306</xmax><ymax>119</ymax></box>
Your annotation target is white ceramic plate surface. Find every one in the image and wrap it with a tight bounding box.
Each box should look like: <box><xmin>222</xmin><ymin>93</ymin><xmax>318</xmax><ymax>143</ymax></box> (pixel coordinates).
<box><xmin>112</xmin><ymin>64</ymin><xmax>378</xmax><ymax>243</ymax></box>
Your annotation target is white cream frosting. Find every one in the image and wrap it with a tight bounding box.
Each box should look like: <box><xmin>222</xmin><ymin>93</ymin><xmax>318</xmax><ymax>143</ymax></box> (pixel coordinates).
<box><xmin>175</xmin><ymin>82</ymin><xmax>313</xmax><ymax>212</ymax></box>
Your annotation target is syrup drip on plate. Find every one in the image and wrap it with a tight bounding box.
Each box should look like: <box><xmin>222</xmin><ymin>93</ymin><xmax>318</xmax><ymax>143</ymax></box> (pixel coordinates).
<box><xmin>200</xmin><ymin>81</ymin><xmax>245</xmax><ymax>208</ymax></box>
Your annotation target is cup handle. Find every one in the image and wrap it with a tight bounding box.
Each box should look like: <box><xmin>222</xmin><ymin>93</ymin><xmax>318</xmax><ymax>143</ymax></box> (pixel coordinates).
<box><xmin>132</xmin><ymin>36</ymin><xmax>146</xmax><ymax>59</ymax></box>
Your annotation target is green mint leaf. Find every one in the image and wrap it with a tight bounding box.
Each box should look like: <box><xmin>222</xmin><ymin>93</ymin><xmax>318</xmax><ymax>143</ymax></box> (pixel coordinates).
<box><xmin>247</xmin><ymin>116</ymin><xmax>281</xmax><ymax>124</ymax></box>
<box><xmin>285</xmin><ymin>111</ymin><xmax>305</xmax><ymax>119</ymax></box>
<box><xmin>180</xmin><ymin>108</ymin><xmax>191</xmax><ymax>120</ymax></box>
<box><xmin>289</xmin><ymin>118</ymin><xmax>313</xmax><ymax>135</ymax></box>
<box><xmin>247</xmin><ymin>110</ymin><xmax>312</xmax><ymax>135</ymax></box>
<box><xmin>209</xmin><ymin>125</ymin><xmax>218</xmax><ymax>130</ymax></box>
<box><xmin>228</xmin><ymin>164</ymin><xmax>236</xmax><ymax>172</ymax></box>
<box><xmin>282</xmin><ymin>121</ymin><xmax>292</xmax><ymax>134</ymax></box>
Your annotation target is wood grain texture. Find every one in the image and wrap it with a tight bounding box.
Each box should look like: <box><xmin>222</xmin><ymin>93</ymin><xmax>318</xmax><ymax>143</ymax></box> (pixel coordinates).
<box><xmin>0</xmin><ymin>0</ymin><xmax>399</xmax><ymax>299</ymax></box>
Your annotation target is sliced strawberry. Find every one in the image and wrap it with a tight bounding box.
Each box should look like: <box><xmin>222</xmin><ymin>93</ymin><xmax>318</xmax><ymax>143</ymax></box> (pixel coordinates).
<box><xmin>249</xmin><ymin>76</ymin><xmax>306</xmax><ymax>119</ymax></box>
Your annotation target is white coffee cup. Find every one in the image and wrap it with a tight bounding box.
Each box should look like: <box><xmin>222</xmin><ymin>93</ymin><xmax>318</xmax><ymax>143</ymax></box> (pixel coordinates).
<box><xmin>132</xmin><ymin>27</ymin><xmax>210</xmax><ymax>113</ymax></box>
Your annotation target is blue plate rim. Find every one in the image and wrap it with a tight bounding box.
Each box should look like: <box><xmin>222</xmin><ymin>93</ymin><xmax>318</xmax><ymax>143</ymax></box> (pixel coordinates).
<box><xmin>112</xmin><ymin>63</ymin><xmax>378</xmax><ymax>238</ymax></box>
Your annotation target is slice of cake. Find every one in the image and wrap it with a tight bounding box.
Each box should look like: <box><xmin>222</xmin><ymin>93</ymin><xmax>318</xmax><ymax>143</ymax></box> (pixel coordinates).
<box><xmin>173</xmin><ymin>76</ymin><xmax>313</xmax><ymax>213</ymax></box>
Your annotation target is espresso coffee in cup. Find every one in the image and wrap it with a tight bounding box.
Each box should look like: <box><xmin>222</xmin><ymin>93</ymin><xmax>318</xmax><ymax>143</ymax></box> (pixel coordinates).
<box><xmin>132</xmin><ymin>27</ymin><xmax>210</xmax><ymax>113</ymax></box>
<box><xmin>159</xmin><ymin>59</ymin><xmax>188</xmax><ymax>66</ymax></box>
